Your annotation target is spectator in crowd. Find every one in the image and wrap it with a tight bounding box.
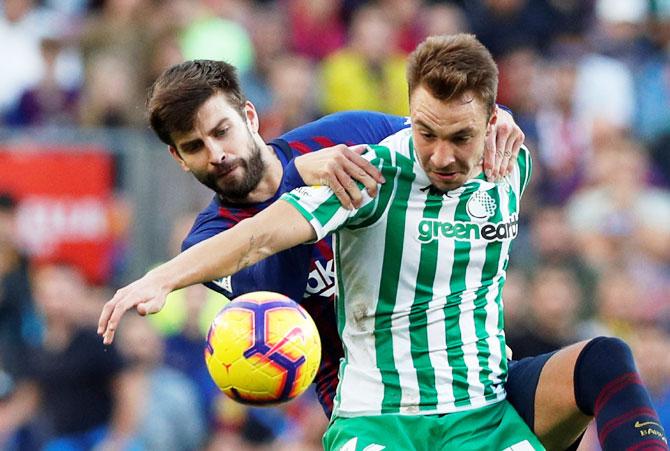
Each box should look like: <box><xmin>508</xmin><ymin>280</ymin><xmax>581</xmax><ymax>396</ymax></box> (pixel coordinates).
<box><xmin>524</xmin><ymin>205</ymin><xmax>598</xmax><ymax>312</ymax></box>
<box><xmin>148</xmin><ymin>285</ymin><xmax>223</xmax><ymax>423</ymax></box>
<box><xmin>419</xmin><ymin>2</ymin><xmax>468</xmax><ymax>40</ymax></box>
<box><xmin>533</xmin><ymin>51</ymin><xmax>591</xmax><ymax>203</ymax></box>
<box><xmin>286</xmin><ymin>0</ymin><xmax>346</xmax><ymax>60</ymax></box>
<box><xmin>579</xmin><ymin>268</ymin><xmax>649</xmax><ymax>340</ymax></box>
<box><xmin>261</xmin><ymin>54</ymin><xmax>319</xmax><ymax>137</ymax></box>
<box><xmin>144</xmin><ymin>28</ymin><xmax>186</xmax><ymax>101</ymax></box>
<box><xmin>178</xmin><ymin>0</ymin><xmax>255</xmax><ymax>73</ymax></box>
<box><xmin>570</xmin><ymin>40</ymin><xmax>636</xmax><ymax>146</ymax></box>
<box><xmin>462</xmin><ymin>0</ymin><xmax>559</xmax><ymax>57</ymax></box>
<box><xmin>592</xmin><ymin>0</ymin><xmax>655</xmax><ymax>68</ymax></box>
<box><xmin>629</xmin><ymin>324</ymin><xmax>670</xmax><ymax>432</ymax></box>
<box><xmin>0</xmin><ymin>263</ymin><xmax>140</xmax><ymax>450</ymax></box>
<box><xmin>636</xmin><ymin>3</ymin><xmax>670</xmax><ymax>181</ymax></box>
<box><xmin>241</xmin><ymin>4</ymin><xmax>290</xmax><ymax>117</ymax></box>
<box><xmin>78</xmin><ymin>0</ymin><xmax>154</xmax><ymax>126</ymax></box>
<box><xmin>116</xmin><ymin>314</ymin><xmax>207</xmax><ymax>451</ymax></box>
<box><xmin>566</xmin><ymin>136</ymin><xmax>670</xmax><ymax>321</ymax></box>
<box><xmin>378</xmin><ymin>0</ymin><xmax>424</xmax><ymax>53</ymax></box>
<box><xmin>0</xmin><ymin>0</ymin><xmax>46</xmax><ymax>113</ymax></box>
<box><xmin>320</xmin><ymin>4</ymin><xmax>408</xmax><ymax>116</ymax></box>
<box><xmin>496</xmin><ymin>45</ymin><xmax>540</xmax><ymax>148</ymax></box>
<box><xmin>5</xmin><ymin>37</ymin><xmax>80</xmax><ymax>126</ymax></box>
<box><xmin>0</xmin><ymin>194</ymin><xmax>36</xmax><ymax>380</ymax></box>
<box><xmin>500</xmin><ymin>268</ymin><xmax>530</xmax><ymax>341</ymax></box>
<box><xmin>506</xmin><ymin>264</ymin><xmax>582</xmax><ymax>359</ymax></box>
<box><xmin>0</xmin><ymin>193</ymin><xmax>38</xmax><ymax>450</ymax></box>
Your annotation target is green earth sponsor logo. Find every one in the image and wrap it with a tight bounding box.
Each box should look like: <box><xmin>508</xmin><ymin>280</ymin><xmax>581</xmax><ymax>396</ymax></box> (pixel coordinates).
<box><xmin>417</xmin><ymin>214</ymin><xmax>519</xmax><ymax>243</ymax></box>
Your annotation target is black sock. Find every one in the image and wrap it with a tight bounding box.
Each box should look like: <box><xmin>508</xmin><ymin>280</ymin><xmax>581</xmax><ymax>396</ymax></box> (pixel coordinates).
<box><xmin>574</xmin><ymin>337</ymin><xmax>668</xmax><ymax>450</ymax></box>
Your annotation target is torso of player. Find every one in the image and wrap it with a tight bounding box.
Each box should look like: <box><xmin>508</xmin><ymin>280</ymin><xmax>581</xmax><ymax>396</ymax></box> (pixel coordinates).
<box><xmin>283</xmin><ymin>128</ymin><xmax>532</xmax><ymax>417</ymax></box>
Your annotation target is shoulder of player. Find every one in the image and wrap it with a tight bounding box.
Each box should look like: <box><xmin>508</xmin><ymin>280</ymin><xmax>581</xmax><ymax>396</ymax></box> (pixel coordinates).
<box><xmin>518</xmin><ymin>144</ymin><xmax>531</xmax><ymax>159</ymax></box>
<box><xmin>366</xmin><ymin>128</ymin><xmax>414</xmax><ymax>166</ymax></box>
<box><xmin>182</xmin><ymin>204</ymin><xmax>237</xmax><ymax>251</ymax></box>
<box><xmin>278</xmin><ymin>111</ymin><xmax>403</xmax><ymax>144</ymax></box>
<box><xmin>515</xmin><ymin>144</ymin><xmax>532</xmax><ymax>174</ymax></box>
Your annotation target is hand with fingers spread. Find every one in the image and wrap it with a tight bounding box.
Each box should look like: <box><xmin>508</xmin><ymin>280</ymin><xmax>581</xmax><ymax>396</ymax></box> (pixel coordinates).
<box><xmin>483</xmin><ymin>105</ymin><xmax>525</xmax><ymax>182</ymax></box>
<box><xmin>97</xmin><ymin>270</ymin><xmax>172</xmax><ymax>345</ymax></box>
<box><xmin>294</xmin><ymin>144</ymin><xmax>385</xmax><ymax>209</ymax></box>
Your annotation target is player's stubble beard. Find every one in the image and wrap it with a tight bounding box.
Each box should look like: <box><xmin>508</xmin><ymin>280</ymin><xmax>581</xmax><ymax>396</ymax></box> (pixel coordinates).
<box><xmin>199</xmin><ymin>138</ymin><xmax>266</xmax><ymax>204</ymax></box>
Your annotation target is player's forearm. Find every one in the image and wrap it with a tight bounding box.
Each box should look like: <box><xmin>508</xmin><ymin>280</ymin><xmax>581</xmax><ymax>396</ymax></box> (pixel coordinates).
<box><xmin>147</xmin><ymin>200</ymin><xmax>316</xmax><ymax>293</ymax></box>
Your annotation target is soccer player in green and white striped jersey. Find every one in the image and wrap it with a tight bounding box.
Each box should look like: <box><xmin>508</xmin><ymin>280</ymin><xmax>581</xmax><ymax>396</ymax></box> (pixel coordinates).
<box><xmin>282</xmin><ymin>127</ymin><xmax>530</xmax><ymax>419</ymax></box>
<box><xmin>276</xmin><ymin>45</ymin><xmax>539</xmax><ymax>444</ymax></box>
<box><xmin>282</xmin><ymin>35</ymin><xmax>540</xmax><ymax>449</ymax></box>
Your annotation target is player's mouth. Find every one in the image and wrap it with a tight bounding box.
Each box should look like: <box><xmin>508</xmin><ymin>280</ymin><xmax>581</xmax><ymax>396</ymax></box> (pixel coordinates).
<box><xmin>432</xmin><ymin>171</ymin><xmax>460</xmax><ymax>182</ymax></box>
<box><xmin>214</xmin><ymin>161</ymin><xmax>241</xmax><ymax>179</ymax></box>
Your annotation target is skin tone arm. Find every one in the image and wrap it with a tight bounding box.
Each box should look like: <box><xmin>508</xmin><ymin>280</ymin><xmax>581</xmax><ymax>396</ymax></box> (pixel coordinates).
<box><xmin>98</xmin><ymin>200</ymin><xmax>316</xmax><ymax>344</ymax></box>
<box><xmin>295</xmin><ymin>144</ymin><xmax>383</xmax><ymax>209</ymax></box>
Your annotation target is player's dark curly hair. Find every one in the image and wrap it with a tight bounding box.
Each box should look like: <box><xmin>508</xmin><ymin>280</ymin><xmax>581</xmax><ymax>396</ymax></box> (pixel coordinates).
<box><xmin>147</xmin><ymin>60</ymin><xmax>246</xmax><ymax>146</ymax></box>
<box><xmin>406</xmin><ymin>34</ymin><xmax>498</xmax><ymax>116</ymax></box>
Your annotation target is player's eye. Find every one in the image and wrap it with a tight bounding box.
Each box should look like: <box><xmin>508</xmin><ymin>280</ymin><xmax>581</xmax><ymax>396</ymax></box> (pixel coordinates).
<box><xmin>454</xmin><ymin>135</ymin><xmax>472</xmax><ymax>144</ymax></box>
<box><xmin>216</xmin><ymin>128</ymin><xmax>229</xmax><ymax>137</ymax></box>
<box><xmin>181</xmin><ymin>143</ymin><xmax>202</xmax><ymax>154</ymax></box>
<box><xmin>420</xmin><ymin>131</ymin><xmax>436</xmax><ymax>140</ymax></box>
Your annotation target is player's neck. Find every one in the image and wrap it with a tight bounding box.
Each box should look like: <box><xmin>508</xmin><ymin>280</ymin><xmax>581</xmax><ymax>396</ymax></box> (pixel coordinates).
<box><xmin>469</xmin><ymin>164</ymin><xmax>484</xmax><ymax>181</ymax></box>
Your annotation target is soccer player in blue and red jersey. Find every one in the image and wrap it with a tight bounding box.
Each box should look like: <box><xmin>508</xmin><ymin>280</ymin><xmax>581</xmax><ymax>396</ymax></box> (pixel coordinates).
<box><xmin>101</xmin><ymin>59</ymin><xmax>667</xmax><ymax>450</ymax></box>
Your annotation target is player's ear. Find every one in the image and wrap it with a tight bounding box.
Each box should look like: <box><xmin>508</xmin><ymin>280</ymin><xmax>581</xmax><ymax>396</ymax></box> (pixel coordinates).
<box><xmin>486</xmin><ymin>106</ymin><xmax>498</xmax><ymax>136</ymax></box>
<box><xmin>244</xmin><ymin>101</ymin><xmax>260</xmax><ymax>133</ymax></box>
<box><xmin>168</xmin><ymin>146</ymin><xmax>190</xmax><ymax>172</ymax></box>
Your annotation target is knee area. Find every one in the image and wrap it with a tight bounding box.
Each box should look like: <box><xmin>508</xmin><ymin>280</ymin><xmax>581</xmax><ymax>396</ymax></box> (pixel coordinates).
<box><xmin>589</xmin><ymin>336</ymin><xmax>634</xmax><ymax>365</ymax></box>
<box><xmin>574</xmin><ymin>337</ymin><xmax>638</xmax><ymax>415</ymax></box>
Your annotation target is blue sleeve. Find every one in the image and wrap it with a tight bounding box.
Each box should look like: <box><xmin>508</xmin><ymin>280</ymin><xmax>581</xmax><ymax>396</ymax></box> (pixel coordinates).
<box><xmin>182</xmin><ymin>223</ymin><xmax>311</xmax><ymax>302</ymax></box>
<box><xmin>497</xmin><ymin>103</ymin><xmax>514</xmax><ymax>117</ymax></box>
<box><xmin>279</xmin><ymin>111</ymin><xmax>409</xmax><ymax>191</ymax></box>
<box><xmin>281</xmin><ymin>159</ymin><xmax>306</xmax><ymax>192</ymax></box>
<box><xmin>280</xmin><ymin>110</ymin><xmax>408</xmax><ymax>147</ymax></box>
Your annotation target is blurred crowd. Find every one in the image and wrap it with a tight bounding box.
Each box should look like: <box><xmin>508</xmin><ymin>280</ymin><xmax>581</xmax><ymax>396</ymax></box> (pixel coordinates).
<box><xmin>1</xmin><ymin>0</ymin><xmax>670</xmax><ymax>449</ymax></box>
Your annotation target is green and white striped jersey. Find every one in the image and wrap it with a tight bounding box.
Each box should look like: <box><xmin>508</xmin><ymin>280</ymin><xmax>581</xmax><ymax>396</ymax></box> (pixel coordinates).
<box><xmin>281</xmin><ymin>127</ymin><xmax>532</xmax><ymax>417</ymax></box>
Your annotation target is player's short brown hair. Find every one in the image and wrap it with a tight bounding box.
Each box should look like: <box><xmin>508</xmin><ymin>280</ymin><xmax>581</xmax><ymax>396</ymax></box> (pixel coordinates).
<box><xmin>147</xmin><ymin>60</ymin><xmax>246</xmax><ymax>146</ymax></box>
<box><xmin>406</xmin><ymin>34</ymin><xmax>498</xmax><ymax>116</ymax></box>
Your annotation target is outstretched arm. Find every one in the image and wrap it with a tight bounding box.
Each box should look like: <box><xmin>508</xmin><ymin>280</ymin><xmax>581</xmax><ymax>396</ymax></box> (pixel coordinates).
<box><xmin>98</xmin><ymin>200</ymin><xmax>316</xmax><ymax>344</ymax></box>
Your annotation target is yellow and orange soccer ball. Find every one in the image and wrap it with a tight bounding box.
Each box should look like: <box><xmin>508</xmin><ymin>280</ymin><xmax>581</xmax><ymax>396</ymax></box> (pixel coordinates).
<box><xmin>205</xmin><ymin>291</ymin><xmax>321</xmax><ymax>405</ymax></box>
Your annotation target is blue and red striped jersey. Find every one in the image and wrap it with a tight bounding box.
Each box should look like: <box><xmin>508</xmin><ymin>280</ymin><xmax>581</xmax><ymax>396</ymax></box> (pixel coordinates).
<box><xmin>182</xmin><ymin>110</ymin><xmax>408</xmax><ymax>415</ymax></box>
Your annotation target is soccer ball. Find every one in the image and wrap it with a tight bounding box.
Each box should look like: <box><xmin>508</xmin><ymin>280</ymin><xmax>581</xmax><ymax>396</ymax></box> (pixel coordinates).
<box><xmin>205</xmin><ymin>291</ymin><xmax>321</xmax><ymax>405</ymax></box>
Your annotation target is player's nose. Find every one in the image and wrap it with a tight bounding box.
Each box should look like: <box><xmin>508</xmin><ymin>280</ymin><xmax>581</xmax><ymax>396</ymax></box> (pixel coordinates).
<box><xmin>430</xmin><ymin>142</ymin><xmax>456</xmax><ymax>168</ymax></box>
<box><xmin>205</xmin><ymin>140</ymin><xmax>226</xmax><ymax>164</ymax></box>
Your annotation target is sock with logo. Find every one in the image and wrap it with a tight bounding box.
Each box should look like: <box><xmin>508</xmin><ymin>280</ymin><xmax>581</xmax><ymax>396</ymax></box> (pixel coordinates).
<box><xmin>574</xmin><ymin>336</ymin><xmax>668</xmax><ymax>450</ymax></box>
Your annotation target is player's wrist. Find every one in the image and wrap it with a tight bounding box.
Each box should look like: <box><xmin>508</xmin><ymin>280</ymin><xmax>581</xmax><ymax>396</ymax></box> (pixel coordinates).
<box><xmin>145</xmin><ymin>266</ymin><xmax>178</xmax><ymax>293</ymax></box>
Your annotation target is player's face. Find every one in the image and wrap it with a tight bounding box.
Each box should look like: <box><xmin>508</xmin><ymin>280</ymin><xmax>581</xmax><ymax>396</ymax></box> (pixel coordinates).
<box><xmin>169</xmin><ymin>93</ymin><xmax>267</xmax><ymax>202</ymax></box>
<box><xmin>410</xmin><ymin>85</ymin><xmax>496</xmax><ymax>192</ymax></box>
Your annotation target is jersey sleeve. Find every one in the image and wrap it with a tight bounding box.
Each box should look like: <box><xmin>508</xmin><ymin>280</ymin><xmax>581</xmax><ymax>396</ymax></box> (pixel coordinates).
<box><xmin>280</xmin><ymin>150</ymin><xmax>387</xmax><ymax>241</ymax></box>
<box><xmin>279</xmin><ymin>111</ymin><xmax>409</xmax><ymax>148</ymax></box>
<box><xmin>277</xmin><ymin>111</ymin><xmax>409</xmax><ymax>192</ymax></box>
<box><xmin>512</xmin><ymin>145</ymin><xmax>532</xmax><ymax>196</ymax></box>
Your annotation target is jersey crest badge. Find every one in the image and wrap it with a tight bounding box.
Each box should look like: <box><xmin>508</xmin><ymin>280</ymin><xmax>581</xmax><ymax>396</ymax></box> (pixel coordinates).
<box><xmin>212</xmin><ymin>275</ymin><xmax>233</xmax><ymax>294</ymax></box>
<box><xmin>467</xmin><ymin>191</ymin><xmax>497</xmax><ymax>219</ymax></box>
